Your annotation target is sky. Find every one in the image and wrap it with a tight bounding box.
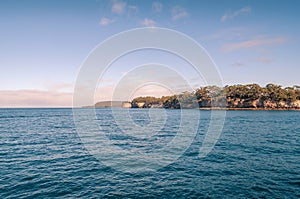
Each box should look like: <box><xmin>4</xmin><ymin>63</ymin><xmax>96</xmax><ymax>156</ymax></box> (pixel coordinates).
<box><xmin>0</xmin><ymin>0</ymin><xmax>299</xmax><ymax>107</ymax></box>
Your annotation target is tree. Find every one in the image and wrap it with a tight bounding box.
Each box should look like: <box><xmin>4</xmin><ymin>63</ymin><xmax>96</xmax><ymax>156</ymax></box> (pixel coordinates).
<box><xmin>131</xmin><ymin>83</ymin><xmax>300</xmax><ymax>109</ymax></box>
<box><xmin>266</xmin><ymin>84</ymin><xmax>287</xmax><ymax>101</ymax></box>
<box><xmin>163</xmin><ymin>95</ymin><xmax>180</xmax><ymax>109</ymax></box>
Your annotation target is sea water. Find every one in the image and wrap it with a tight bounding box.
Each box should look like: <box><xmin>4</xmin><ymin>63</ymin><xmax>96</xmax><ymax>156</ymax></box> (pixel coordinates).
<box><xmin>0</xmin><ymin>108</ymin><xmax>299</xmax><ymax>198</ymax></box>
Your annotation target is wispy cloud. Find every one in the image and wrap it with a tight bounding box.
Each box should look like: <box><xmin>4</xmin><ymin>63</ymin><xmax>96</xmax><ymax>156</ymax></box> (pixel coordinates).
<box><xmin>140</xmin><ymin>18</ymin><xmax>156</xmax><ymax>27</ymax></box>
<box><xmin>152</xmin><ymin>2</ymin><xmax>163</xmax><ymax>13</ymax></box>
<box><xmin>172</xmin><ymin>6</ymin><xmax>189</xmax><ymax>20</ymax></box>
<box><xmin>99</xmin><ymin>17</ymin><xmax>114</xmax><ymax>26</ymax></box>
<box><xmin>111</xmin><ymin>0</ymin><xmax>126</xmax><ymax>14</ymax></box>
<box><xmin>221</xmin><ymin>6</ymin><xmax>251</xmax><ymax>22</ymax></box>
<box><xmin>128</xmin><ymin>5</ymin><xmax>138</xmax><ymax>14</ymax></box>
<box><xmin>0</xmin><ymin>90</ymin><xmax>73</xmax><ymax>108</ymax></box>
<box><xmin>222</xmin><ymin>36</ymin><xmax>286</xmax><ymax>52</ymax></box>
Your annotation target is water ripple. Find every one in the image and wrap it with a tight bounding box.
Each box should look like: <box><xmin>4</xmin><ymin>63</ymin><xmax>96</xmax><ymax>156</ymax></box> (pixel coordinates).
<box><xmin>0</xmin><ymin>109</ymin><xmax>299</xmax><ymax>198</ymax></box>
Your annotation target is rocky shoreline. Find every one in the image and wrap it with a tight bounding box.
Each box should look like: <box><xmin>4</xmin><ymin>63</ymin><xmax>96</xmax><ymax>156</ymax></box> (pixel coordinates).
<box><xmin>88</xmin><ymin>84</ymin><xmax>300</xmax><ymax>110</ymax></box>
<box><xmin>131</xmin><ymin>84</ymin><xmax>300</xmax><ymax>110</ymax></box>
<box><xmin>199</xmin><ymin>107</ymin><xmax>300</xmax><ymax>111</ymax></box>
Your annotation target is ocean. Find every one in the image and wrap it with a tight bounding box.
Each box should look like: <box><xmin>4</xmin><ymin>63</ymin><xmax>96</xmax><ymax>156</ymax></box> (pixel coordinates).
<box><xmin>1</xmin><ymin>108</ymin><xmax>299</xmax><ymax>198</ymax></box>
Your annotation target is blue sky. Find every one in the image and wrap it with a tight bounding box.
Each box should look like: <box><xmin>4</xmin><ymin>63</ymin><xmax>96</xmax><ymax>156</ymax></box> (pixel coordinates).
<box><xmin>0</xmin><ymin>0</ymin><xmax>299</xmax><ymax>107</ymax></box>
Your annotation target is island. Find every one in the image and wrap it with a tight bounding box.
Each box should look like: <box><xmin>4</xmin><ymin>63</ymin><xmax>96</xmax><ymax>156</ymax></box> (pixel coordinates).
<box><xmin>88</xmin><ymin>84</ymin><xmax>300</xmax><ymax>110</ymax></box>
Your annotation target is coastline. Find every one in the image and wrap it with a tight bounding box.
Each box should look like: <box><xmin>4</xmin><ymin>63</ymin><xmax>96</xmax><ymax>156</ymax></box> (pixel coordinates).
<box><xmin>79</xmin><ymin>106</ymin><xmax>300</xmax><ymax>111</ymax></box>
<box><xmin>198</xmin><ymin>107</ymin><xmax>300</xmax><ymax>111</ymax></box>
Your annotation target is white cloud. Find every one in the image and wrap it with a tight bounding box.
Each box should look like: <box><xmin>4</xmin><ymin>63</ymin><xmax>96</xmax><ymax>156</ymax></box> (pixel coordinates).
<box><xmin>140</xmin><ymin>18</ymin><xmax>156</xmax><ymax>27</ymax></box>
<box><xmin>112</xmin><ymin>0</ymin><xmax>126</xmax><ymax>14</ymax></box>
<box><xmin>172</xmin><ymin>6</ymin><xmax>189</xmax><ymax>20</ymax></box>
<box><xmin>221</xmin><ymin>6</ymin><xmax>251</xmax><ymax>22</ymax></box>
<box><xmin>99</xmin><ymin>17</ymin><xmax>114</xmax><ymax>26</ymax></box>
<box><xmin>152</xmin><ymin>2</ymin><xmax>163</xmax><ymax>13</ymax></box>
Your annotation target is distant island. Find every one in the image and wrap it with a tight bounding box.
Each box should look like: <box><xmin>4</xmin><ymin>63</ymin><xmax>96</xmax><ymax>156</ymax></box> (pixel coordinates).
<box><xmin>83</xmin><ymin>101</ymin><xmax>131</xmax><ymax>108</ymax></box>
<box><xmin>86</xmin><ymin>84</ymin><xmax>300</xmax><ymax>110</ymax></box>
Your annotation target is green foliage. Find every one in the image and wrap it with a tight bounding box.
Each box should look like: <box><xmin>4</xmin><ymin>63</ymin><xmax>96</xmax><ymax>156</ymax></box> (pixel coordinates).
<box><xmin>131</xmin><ymin>96</ymin><xmax>163</xmax><ymax>108</ymax></box>
<box><xmin>131</xmin><ymin>84</ymin><xmax>300</xmax><ymax>109</ymax></box>
<box><xmin>163</xmin><ymin>95</ymin><xmax>180</xmax><ymax>109</ymax></box>
<box><xmin>132</xmin><ymin>96</ymin><xmax>162</xmax><ymax>105</ymax></box>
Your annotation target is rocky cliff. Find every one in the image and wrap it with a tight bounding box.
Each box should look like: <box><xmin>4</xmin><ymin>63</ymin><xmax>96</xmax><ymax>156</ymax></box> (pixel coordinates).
<box><xmin>131</xmin><ymin>84</ymin><xmax>300</xmax><ymax>110</ymax></box>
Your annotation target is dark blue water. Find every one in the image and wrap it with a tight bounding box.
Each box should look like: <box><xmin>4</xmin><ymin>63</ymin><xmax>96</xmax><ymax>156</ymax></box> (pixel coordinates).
<box><xmin>1</xmin><ymin>108</ymin><xmax>299</xmax><ymax>198</ymax></box>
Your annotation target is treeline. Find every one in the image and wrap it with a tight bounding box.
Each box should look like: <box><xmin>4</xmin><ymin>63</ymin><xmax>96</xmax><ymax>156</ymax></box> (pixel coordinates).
<box><xmin>131</xmin><ymin>84</ymin><xmax>300</xmax><ymax>109</ymax></box>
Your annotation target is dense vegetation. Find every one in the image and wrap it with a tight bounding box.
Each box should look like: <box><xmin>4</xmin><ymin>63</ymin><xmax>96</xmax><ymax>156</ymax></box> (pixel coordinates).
<box><xmin>131</xmin><ymin>84</ymin><xmax>300</xmax><ymax>109</ymax></box>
